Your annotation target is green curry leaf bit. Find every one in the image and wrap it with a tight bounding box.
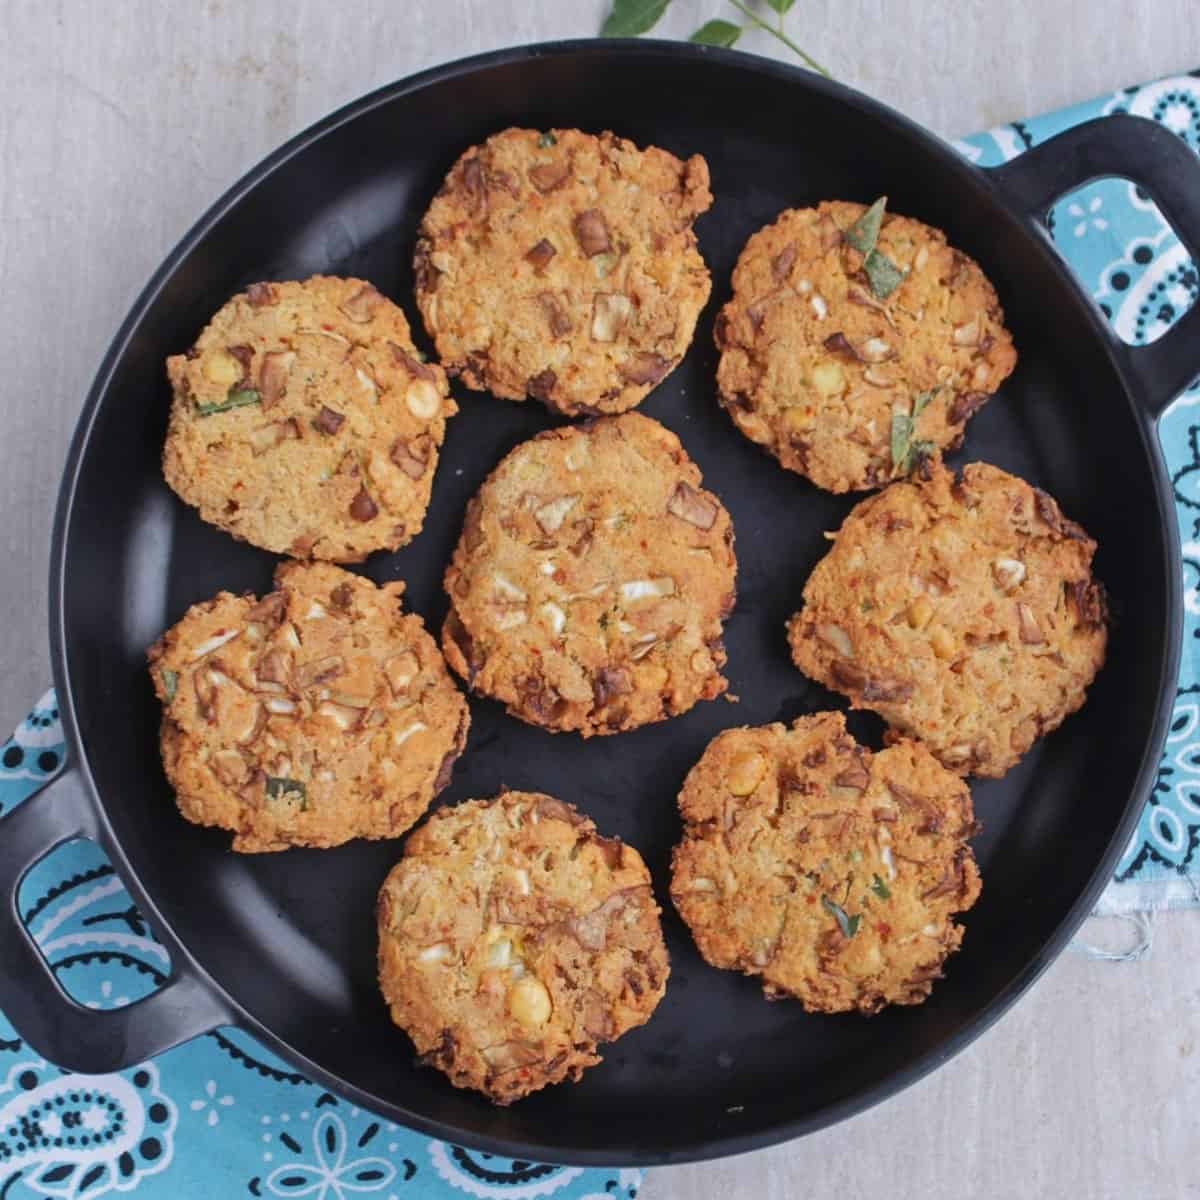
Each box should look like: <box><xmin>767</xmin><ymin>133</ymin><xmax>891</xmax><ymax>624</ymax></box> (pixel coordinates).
<box><xmin>538</xmin><ymin>132</ymin><xmax>557</xmax><ymax>148</ymax></box>
<box><xmin>863</xmin><ymin>248</ymin><xmax>905</xmax><ymax>298</ymax></box>
<box><xmin>265</xmin><ymin>775</ymin><xmax>308</xmax><ymax>810</ymax></box>
<box><xmin>891</xmin><ymin>387</ymin><xmax>942</xmax><ymax>474</ymax></box>
<box><xmin>601</xmin><ymin>0</ymin><xmax>671</xmax><ymax>36</ymax></box>
<box><xmin>890</xmin><ymin>410</ymin><xmax>914</xmax><ymax>473</ymax></box>
<box><xmin>689</xmin><ymin>18</ymin><xmax>741</xmax><ymax>46</ymax></box>
<box><xmin>196</xmin><ymin>387</ymin><xmax>261</xmax><ymax>417</ymax></box>
<box><xmin>870</xmin><ymin>873</ymin><xmax>892</xmax><ymax>900</ymax></box>
<box><xmin>911</xmin><ymin>386</ymin><xmax>938</xmax><ymax>421</ymax></box>
<box><xmin>160</xmin><ymin>669</ymin><xmax>178</xmax><ymax>703</ymax></box>
<box><xmin>843</xmin><ymin>196</ymin><xmax>886</xmax><ymax>255</ymax></box>
<box><xmin>843</xmin><ymin>197</ymin><xmax>905</xmax><ymax>298</ymax></box>
<box><xmin>822</xmin><ymin>895</ymin><xmax>861</xmax><ymax>939</ymax></box>
<box><xmin>891</xmin><ymin>414</ymin><xmax>935</xmax><ymax>475</ymax></box>
<box><xmin>765</xmin><ymin>0</ymin><xmax>796</xmax><ymax>12</ymax></box>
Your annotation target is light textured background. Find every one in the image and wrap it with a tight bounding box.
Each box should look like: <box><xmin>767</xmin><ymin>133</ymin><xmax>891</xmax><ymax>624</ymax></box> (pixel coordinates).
<box><xmin>2</xmin><ymin>2</ymin><xmax>1197</xmax><ymax>1197</ymax></box>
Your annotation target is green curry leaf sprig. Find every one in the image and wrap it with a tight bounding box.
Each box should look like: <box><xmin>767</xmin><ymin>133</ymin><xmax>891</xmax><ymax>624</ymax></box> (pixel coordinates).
<box><xmin>601</xmin><ymin>0</ymin><xmax>830</xmax><ymax>76</ymax></box>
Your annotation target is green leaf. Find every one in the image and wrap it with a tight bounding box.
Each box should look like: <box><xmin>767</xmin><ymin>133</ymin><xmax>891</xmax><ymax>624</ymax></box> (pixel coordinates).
<box><xmin>265</xmin><ymin>775</ymin><xmax>308</xmax><ymax>810</ymax></box>
<box><xmin>601</xmin><ymin>0</ymin><xmax>671</xmax><ymax>36</ymax></box>
<box><xmin>870</xmin><ymin>873</ymin><xmax>891</xmax><ymax>900</ymax></box>
<box><xmin>891</xmin><ymin>387</ymin><xmax>941</xmax><ymax>474</ymax></box>
<box><xmin>538</xmin><ymin>132</ymin><xmax>557</xmax><ymax>148</ymax></box>
<box><xmin>844</xmin><ymin>198</ymin><xmax>905</xmax><ymax>298</ymax></box>
<box><xmin>864</xmin><ymin>248</ymin><xmax>905</xmax><ymax>298</ymax></box>
<box><xmin>160</xmin><ymin>669</ymin><xmax>178</xmax><ymax>703</ymax></box>
<box><xmin>890</xmin><ymin>410</ymin><xmax>913</xmax><ymax>473</ymax></box>
<box><xmin>843</xmin><ymin>196</ymin><xmax>886</xmax><ymax>254</ymax></box>
<box><xmin>911</xmin><ymin>387</ymin><xmax>938</xmax><ymax>420</ymax></box>
<box><xmin>690</xmin><ymin>18</ymin><xmax>741</xmax><ymax>46</ymax></box>
<box><xmin>765</xmin><ymin>0</ymin><xmax>796</xmax><ymax>11</ymax></box>
<box><xmin>822</xmin><ymin>896</ymin><xmax>861</xmax><ymax>939</ymax></box>
<box><xmin>196</xmin><ymin>387</ymin><xmax>260</xmax><ymax>416</ymax></box>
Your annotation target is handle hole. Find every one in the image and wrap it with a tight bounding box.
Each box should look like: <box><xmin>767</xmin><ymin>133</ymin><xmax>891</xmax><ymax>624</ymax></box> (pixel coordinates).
<box><xmin>2</xmin><ymin>694</ymin><xmax>171</xmax><ymax>1012</ymax></box>
<box><xmin>1051</xmin><ymin>177</ymin><xmax>1198</xmax><ymax>347</ymax></box>
<box><xmin>17</xmin><ymin>837</ymin><xmax>171</xmax><ymax>1011</ymax></box>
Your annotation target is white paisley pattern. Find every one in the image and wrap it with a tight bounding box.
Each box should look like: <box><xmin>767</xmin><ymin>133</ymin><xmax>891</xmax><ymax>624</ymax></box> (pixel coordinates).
<box><xmin>1138</xmin><ymin>689</ymin><xmax>1200</xmax><ymax>864</ymax></box>
<box><xmin>1096</xmin><ymin>77</ymin><xmax>1200</xmax><ymax>346</ymax></box>
<box><xmin>264</xmin><ymin>1112</ymin><xmax>395</xmax><ymax>1198</ymax></box>
<box><xmin>428</xmin><ymin>1143</ymin><xmax>583</xmax><ymax>1199</ymax></box>
<box><xmin>0</xmin><ymin>1058</ymin><xmax>176</xmax><ymax>1198</ymax></box>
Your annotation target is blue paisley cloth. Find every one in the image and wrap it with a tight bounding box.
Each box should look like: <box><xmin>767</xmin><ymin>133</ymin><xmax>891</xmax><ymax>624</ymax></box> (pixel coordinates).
<box><xmin>2</xmin><ymin>69</ymin><xmax>1200</xmax><ymax>1200</ymax></box>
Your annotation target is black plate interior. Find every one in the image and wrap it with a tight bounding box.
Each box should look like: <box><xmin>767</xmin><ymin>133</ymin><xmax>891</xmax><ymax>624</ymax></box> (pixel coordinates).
<box><xmin>55</xmin><ymin>43</ymin><xmax>1176</xmax><ymax>1163</ymax></box>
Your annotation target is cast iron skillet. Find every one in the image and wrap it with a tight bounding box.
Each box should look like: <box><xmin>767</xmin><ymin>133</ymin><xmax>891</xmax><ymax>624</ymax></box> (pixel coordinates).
<box><xmin>1</xmin><ymin>41</ymin><xmax>1196</xmax><ymax>1166</ymax></box>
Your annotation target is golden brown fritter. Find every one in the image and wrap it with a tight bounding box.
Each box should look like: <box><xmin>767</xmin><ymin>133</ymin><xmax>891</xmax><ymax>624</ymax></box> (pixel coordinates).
<box><xmin>788</xmin><ymin>461</ymin><xmax>1108</xmax><ymax>777</ymax></box>
<box><xmin>148</xmin><ymin>562</ymin><xmax>468</xmax><ymax>852</ymax></box>
<box><xmin>164</xmin><ymin>276</ymin><xmax>456</xmax><ymax>561</ymax></box>
<box><xmin>670</xmin><ymin>712</ymin><xmax>981</xmax><ymax>1014</ymax></box>
<box><xmin>377</xmin><ymin>790</ymin><xmax>669</xmax><ymax>1103</ymax></box>
<box><xmin>441</xmin><ymin>413</ymin><xmax>736</xmax><ymax>736</ymax></box>
<box><xmin>715</xmin><ymin>200</ymin><xmax>1016</xmax><ymax>492</ymax></box>
<box><xmin>414</xmin><ymin>128</ymin><xmax>712</xmax><ymax>416</ymax></box>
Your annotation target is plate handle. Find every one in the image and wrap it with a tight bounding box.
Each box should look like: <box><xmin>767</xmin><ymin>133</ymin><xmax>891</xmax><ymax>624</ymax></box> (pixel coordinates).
<box><xmin>989</xmin><ymin>114</ymin><xmax>1200</xmax><ymax>419</ymax></box>
<box><xmin>0</xmin><ymin>766</ymin><xmax>230</xmax><ymax>1071</ymax></box>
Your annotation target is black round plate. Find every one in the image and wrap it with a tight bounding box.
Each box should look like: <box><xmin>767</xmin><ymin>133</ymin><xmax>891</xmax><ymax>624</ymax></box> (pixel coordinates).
<box><xmin>52</xmin><ymin>41</ymin><xmax>1179</xmax><ymax>1164</ymax></box>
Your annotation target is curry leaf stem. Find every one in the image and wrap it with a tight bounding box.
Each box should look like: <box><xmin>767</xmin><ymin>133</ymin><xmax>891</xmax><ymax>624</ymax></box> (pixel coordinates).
<box><xmin>725</xmin><ymin>0</ymin><xmax>831</xmax><ymax>76</ymax></box>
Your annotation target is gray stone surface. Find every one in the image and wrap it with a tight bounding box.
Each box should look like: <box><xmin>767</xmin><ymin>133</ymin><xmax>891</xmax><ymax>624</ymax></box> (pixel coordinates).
<box><xmin>1</xmin><ymin>3</ymin><xmax>1196</xmax><ymax>1195</ymax></box>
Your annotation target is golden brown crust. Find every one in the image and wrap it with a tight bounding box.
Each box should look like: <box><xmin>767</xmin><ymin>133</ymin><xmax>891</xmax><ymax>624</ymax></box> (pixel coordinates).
<box><xmin>163</xmin><ymin>276</ymin><xmax>456</xmax><ymax>561</ymax></box>
<box><xmin>715</xmin><ymin>201</ymin><xmax>1017</xmax><ymax>492</ymax></box>
<box><xmin>787</xmin><ymin>462</ymin><xmax>1108</xmax><ymax>777</ymax></box>
<box><xmin>441</xmin><ymin>413</ymin><xmax>736</xmax><ymax>736</ymax></box>
<box><xmin>147</xmin><ymin>562</ymin><xmax>469</xmax><ymax>852</ymax></box>
<box><xmin>377</xmin><ymin>790</ymin><xmax>669</xmax><ymax>1103</ymax></box>
<box><xmin>670</xmin><ymin>713</ymin><xmax>980</xmax><ymax>1014</ymax></box>
<box><xmin>414</xmin><ymin>128</ymin><xmax>713</xmax><ymax>416</ymax></box>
